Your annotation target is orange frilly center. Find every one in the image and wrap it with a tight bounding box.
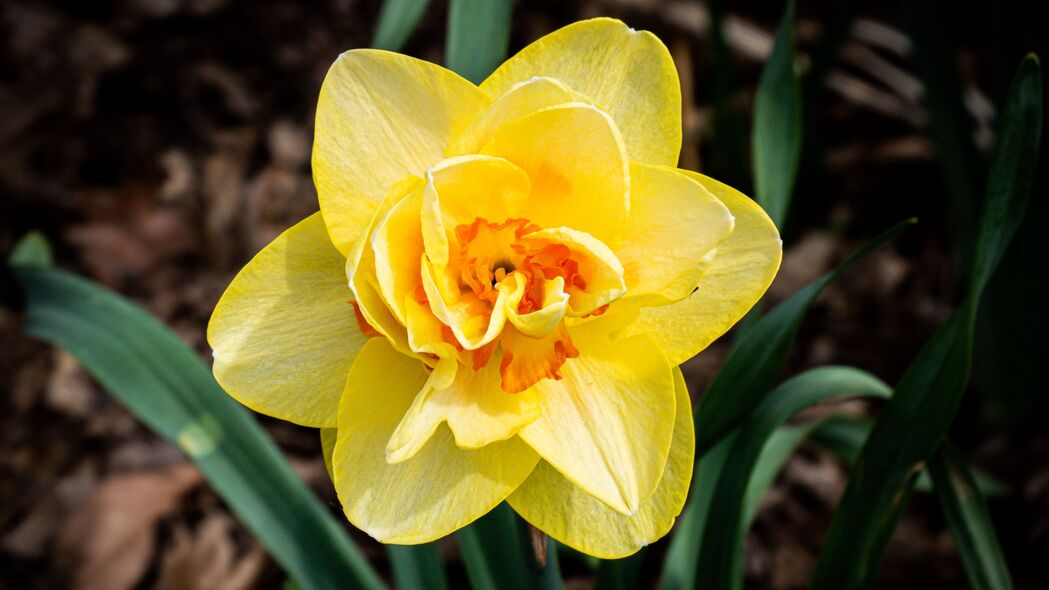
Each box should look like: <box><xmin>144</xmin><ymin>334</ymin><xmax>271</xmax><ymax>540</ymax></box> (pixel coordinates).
<box><xmin>414</xmin><ymin>215</ymin><xmax>601</xmax><ymax>393</ymax></box>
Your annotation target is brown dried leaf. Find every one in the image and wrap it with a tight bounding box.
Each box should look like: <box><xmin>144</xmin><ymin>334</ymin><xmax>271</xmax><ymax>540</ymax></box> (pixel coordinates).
<box><xmin>53</xmin><ymin>464</ymin><xmax>202</xmax><ymax>590</ymax></box>
<box><xmin>155</xmin><ymin>514</ymin><xmax>265</xmax><ymax>590</ymax></box>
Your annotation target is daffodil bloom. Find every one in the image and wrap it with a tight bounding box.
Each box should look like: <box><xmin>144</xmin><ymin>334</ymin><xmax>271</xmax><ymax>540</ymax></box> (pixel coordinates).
<box><xmin>208</xmin><ymin>18</ymin><xmax>781</xmax><ymax>557</ymax></box>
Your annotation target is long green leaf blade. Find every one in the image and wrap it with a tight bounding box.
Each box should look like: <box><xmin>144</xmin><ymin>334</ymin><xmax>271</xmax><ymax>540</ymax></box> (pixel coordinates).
<box><xmin>928</xmin><ymin>444</ymin><xmax>1014</xmax><ymax>590</ymax></box>
<box><xmin>810</xmin><ymin>55</ymin><xmax>1042</xmax><ymax>590</ymax></box>
<box><xmin>659</xmin><ymin>435</ymin><xmax>736</xmax><ymax>590</ymax></box>
<box><xmin>809</xmin><ymin>417</ymin><xmax>1008</xmax><ymax>497</ymax></box>
<box><xmin>968</xmin><ymin>56</ymin><xmax>1044</xmax><ymax>296</ymax></box>
<box><xmin>9</xmin><ymin>262</ymin><xmax>384</xmax><ymax>590</ymax></box>
<box><xmin>457</xmin><ymin>503</ymin><xmax>563</xmax><ymax>590</ymax></box>
<box><xmin>445</xmin><ymin>0</ymin><xmax>512</xmax><ymax>84</ymax></box>
<box><xmin>694</xmin><ymin>218</ymin><xmax>914</xmax><ymax>454</ymax></box>
<box><xmin>901</xmin><ymin>0</ymin><xmax>983</xmax><ymax>262</ymax></box>
<box><xmin>387</xmin><ymin>544</ymin><xmax>449</xmax><ymax>590</ymax></box>
<box><xmin>752</xmin><ymin>0</ymin><xmax>802</xmax><ymax>227</ymax></box>
<box><xmin>697</xmin><ymin>367</ymin><xmax>892</xmax><ymax>590</ymax></box>
<box><xmin>594</xmin><ymin>552</ymin><xmax>644</xmax><ymax>590</ymax></box>
<box><xmin>372</xmin><ymin>0</ymin><xmax>433</xmax><ymax>51</ymax></box>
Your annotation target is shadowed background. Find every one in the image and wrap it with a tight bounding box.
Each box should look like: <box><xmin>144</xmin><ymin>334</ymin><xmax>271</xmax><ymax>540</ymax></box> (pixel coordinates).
<box><xmin>1</xmin><ymin>0</ymin><xmax>1046</xmax><ymax>588</ymax></box>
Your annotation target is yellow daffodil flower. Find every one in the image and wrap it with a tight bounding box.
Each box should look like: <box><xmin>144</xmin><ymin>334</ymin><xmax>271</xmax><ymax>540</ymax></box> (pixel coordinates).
<box><xmin>208</xmin><ymin>18</ymin><xmax>781</xmax><ymax>558</ymax></box>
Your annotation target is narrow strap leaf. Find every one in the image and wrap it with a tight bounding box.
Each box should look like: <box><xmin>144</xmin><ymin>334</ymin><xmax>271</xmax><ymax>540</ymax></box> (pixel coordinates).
<box><xmin>594</xmin><ymin>552</ymin><xmax>644</xmax><ymax>590</ymax></box>
<box><xmin>752</xmin><ymin>0</ymin><xmax>803</xmax><ymax>227</ymax></box>
<box><xmin>901</xmin><ymin>0</ymin><xmax>983</xmax><ymax>262</ymax></box>
<box><xmin>457</xmin><ymin>503</ymin><xmax>564</xmax><ymax>590</ymax></box>
<box><xmin>928</xmin><ymin>444</ymin><xmax>1015</xmax><ymax>590</ymax></box>
<box><xmin>810</xmin><ymin>55</ymin><xmax>1042</xmax><ymax>590</ymax></box>
<box><xmin>387</xmin><ymin>544</ymin><xmax>450</xmax><ymax>590</ymax></box>
<box><xmin>372</xmin><ymin>0</ymin><xmax>433</xmax><ymax>51</ymax></box>
<box><xmin>658</xmin><ymin>435</ymin><xmax>736</xmax><ymax>590</ymax></box>
<box><xmin>694</xmin><ymin>217</ymin><xmax>914</xmax><ymax>455</ymax></box>
<box><xmin>809</xmin><ymin>417</ymin><xmax>1008</xmax><ymax>497</ymax></box>
<box><xmin>9</xmin><ymin>260</ymin><xmax>385</xmax><ymax>590</ymax></box>
<box><xmin>695</xmin><ymin>367</ymin><xmax>892</xmax><ymax>590</ymax></box>
<box><xmin>445</xmin><ymin>0</ymin><xmax>513</xmax><ymax>84</ymax></box>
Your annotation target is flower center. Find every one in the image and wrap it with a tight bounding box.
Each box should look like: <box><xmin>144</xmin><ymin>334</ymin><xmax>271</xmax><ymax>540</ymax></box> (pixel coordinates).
<box><xmin>408</xmin><ymin>213</ymin><xmax>626</xmax><ymax>393</ymax></box>
<box><xmin>455</xmin><ymin>217</ymin><xmax>539</xmax><ymax>303</ymax></box>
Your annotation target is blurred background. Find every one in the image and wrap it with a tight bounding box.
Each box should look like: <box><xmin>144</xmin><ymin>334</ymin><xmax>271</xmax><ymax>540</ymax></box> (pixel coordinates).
<box><xmin>1</xmin><ymin>0</ymin><xmax>1046</xmax><ymax>588</ymax></box>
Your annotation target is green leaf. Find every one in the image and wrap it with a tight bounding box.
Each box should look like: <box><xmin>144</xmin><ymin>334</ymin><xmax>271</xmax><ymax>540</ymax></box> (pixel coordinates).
<box><xmin>662</xmin><ymin>217</ymin><xmax>909</xmax><ymax>590</ymax></box>
<box><xmin>695</xmin><ymin>367</ymin><xmax>892</xmax><ymax>590</ymax></box>
<box><xmin>928</xmin><ymin>443</ymin><xmax>1014</xmax><ymax>590</ymax></box>
<box><xmin>694</xmin><ymin>218</ymin><xmax>914</xmax><ymax>455</ymax></box>
<box><xmin>705</xmin><ymin>0</ymin><xmax>749</xmax><ymax>190</ymax></box>
<box><xmin>809</xmin><ymin>417</ymin><xmax>1009</xmax><ymax>497</ymax></box>
<box><xmin>387</xmin><ymin>544</ymin><xmax>450</xmax><ymax>590</ymax></box>
<box><xmin>810</xmin><ymin>55</ymin><xmax>1042</xmax><ymax>590</ymax></box>
<box><xmin>457</xmin><ymin>503</ymin><xmax>564</xmax><ymax>590</ymax></box>
<box><xmin>9</xmin><ymin>265</ymin><xmax>384</xmax><ymax>590</ymax></box>
<box><xmin>445</xmin><ymin>0</ymin><xmax>512</xmax><ymax>84</ymax></box>
<box><xmin>968</xmin><ymin>55</ymin><xmax>1044</xmax><ymax>297</ymax></box>
<box><xmin>752</xmin><ymin>0</ymin><xmax>802</xmax><ymax>227</ymax></box>
<box><xmin>594</xmin><ymin>552</ymin><xmax>644</xmax><ymax>590</ymax></box>
<box><xmin>9</xmin><ymin>231</ymin><xmax>53</xmax><ymax>267</ymax></box>
<box><xmin>658</xmin><ymin>435</ymin><xmax>734</xmax><ymax>590</ymax></box>
<box><xmin>901</xmin><ymin>0</ymin><xmax>983</xmax><ymax>263</ymax></box>
<box><xmin>372</xmin><ymin>0</ymin><xmax>433</xmax><ymax>51</ymax></box>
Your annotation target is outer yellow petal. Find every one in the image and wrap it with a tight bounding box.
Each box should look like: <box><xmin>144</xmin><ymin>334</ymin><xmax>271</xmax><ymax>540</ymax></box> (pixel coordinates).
<box><xmin>481</xmin><ymin>103</ymin><xmax>629</xmax><ymax>247</ymax></box>
<box><xmin>321</xmin><ymin>427</ymin><xmax>337</xmax><ymax>482</ymax></box>
<box><xmin>208</xmin><ymin>213</ymin><xmax>362</xmax><ymax>428</ymax></box>
<box><xmin>372</xmin><ymin>191</ymin><xmax>423</xmax><ymax>325</ymax></box>
<box><xmin>481</xmin><ymin>18</ymin><xmax>681</xmax><ymax>167</ymax></box>
<box><xmin>334</xmin><ymin>339</ymin><xmax>539</xmax><ymax>544</ymax></box>
<box><xmin>623</xmin><ymin>172</ymin><xmax>782</xmax><ymax>365</ymax></box>
<box><xmin>508</xmin><ymin>367</ymin><xmax>695</xmax><ymax>558</ymax></box>
<box><xmin>447</xmin><ymin>76</ymin><xmax>577</xmax><ymax>156</ymax></box>
<box><xmin>616</xmin><ymin>164</ymin><xmax>735</xmax><ymax>305</ymax></box>
<box><xmin>386</xmin><ymin>347</ymin><xmax>540</xmax><ymax>463</ymax></box>
<box><xmin>519</xmin><ymin>327</ymin><xmax>675</xmax><ymax>515</ymax></box>
<box><xmin>314</xmin><ymin>49</ymin><xmax>489</xmax><ymax>255</ymax></box>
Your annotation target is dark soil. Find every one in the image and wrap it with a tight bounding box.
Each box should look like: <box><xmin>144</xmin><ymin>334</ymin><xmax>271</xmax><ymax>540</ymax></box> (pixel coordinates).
<box><xmin>2</xmin><ymin>1</ymin><xmax>1047</xmax><ymax>588</ymax></box>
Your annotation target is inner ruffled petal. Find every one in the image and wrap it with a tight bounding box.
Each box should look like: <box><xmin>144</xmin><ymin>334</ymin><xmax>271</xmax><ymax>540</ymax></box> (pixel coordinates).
<box><xmin>519</xmin><ymin>227</ymin><xmax>627</xmax><ymax>317</ymax></box>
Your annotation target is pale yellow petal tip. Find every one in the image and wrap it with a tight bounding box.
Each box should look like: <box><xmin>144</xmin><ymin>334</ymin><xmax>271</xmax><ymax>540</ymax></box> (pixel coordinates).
<box><xmin>384</xmin><ymin>443</ymin><xmax>412</xmax><ymax>465</ymax></box>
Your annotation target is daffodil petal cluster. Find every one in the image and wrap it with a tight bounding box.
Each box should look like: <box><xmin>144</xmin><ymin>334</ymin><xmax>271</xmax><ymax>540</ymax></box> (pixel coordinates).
<box><xmin>208</xmin><ymin>18</ymin><xmax>782</xmax><ymax>557</ymax></box>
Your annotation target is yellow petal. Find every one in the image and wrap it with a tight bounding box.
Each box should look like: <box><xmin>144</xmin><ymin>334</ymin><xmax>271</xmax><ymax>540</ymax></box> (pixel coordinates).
<box><xmin>372</xmin><ymin>191</ymin><xmax>423</xmax><ymax>325</ymax></box>
<box><xmin>346</xmin><ymin>176</ymin><xmax>423</xmax><ymax>358</ymax></box>
<box><xmin>481</xmin><ymin>18</ymin><xmax>681</xmax><ymax>167</ymax></box>
<box><xmin>386</xmin><ymin>347</ymin><xmax>540</xmax><ymax>463</ymax></box>
<box><xmin>421</xmin><ymin>254</ymin><xmax>508</xmax><ymax>350</ymax></box>
<box><xmin>321</xmin><ymin>427</ymin><xmax>336</xmax><ymax>482</ymax></box>
<box><xmin>521</xmin><ymin>226</ymin><xmax>626</xmax><ymax>316</ymax></box>
<box><xmin>504</xmin><ymin>273</ymin><xmax>569</xmax><ymax>338</ymax></box>
<box><xmin>499</xmin><ymin>321</ymin><xmax>579</xmax><ymax>395</ymax></box>
<box><xmin>208</xmin><ymin>213</ymin><xmax>362</xmax><ymax>428</ymax></box>
<box><xmin>508</xmin><ymin>367</ymin><xmax>694</xmax><ymax>558</ymax></box>
<box><xmin>616</xmin><ymin>164</ymin><xmax>735</xmax><ymax>305</ymax></box>
<box><xmin>480</xmin><ymin>103</ymin><xmax>629</xmax><ymax>247</ymax></box>
<box><xmin>518</xmin><ymin>327</ymin><xmax>675</xmax><ymax>514</ymax></box>
<box><xmin>421</xmin><ymin>155</ymin><xmax>532</xmax><ymax>267</ymax></box>
<box><xmin>448</xmin><ymin>76</ymin><xmax>577</xmax><ymax>156</ymax></box>
<box><xmin>334</xmin><ymin>339</ymin><xmax>539</xmax><ymax>544</ymax></box>
<box><xmin>314</xmin><ymin>49</ymin><xmax>489</xmax><ymax>255</ymax></box>
<box><xmin>623</xmin><ymin>171</ymin><xmax>782</xmax><ymax>365</ymax></box>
